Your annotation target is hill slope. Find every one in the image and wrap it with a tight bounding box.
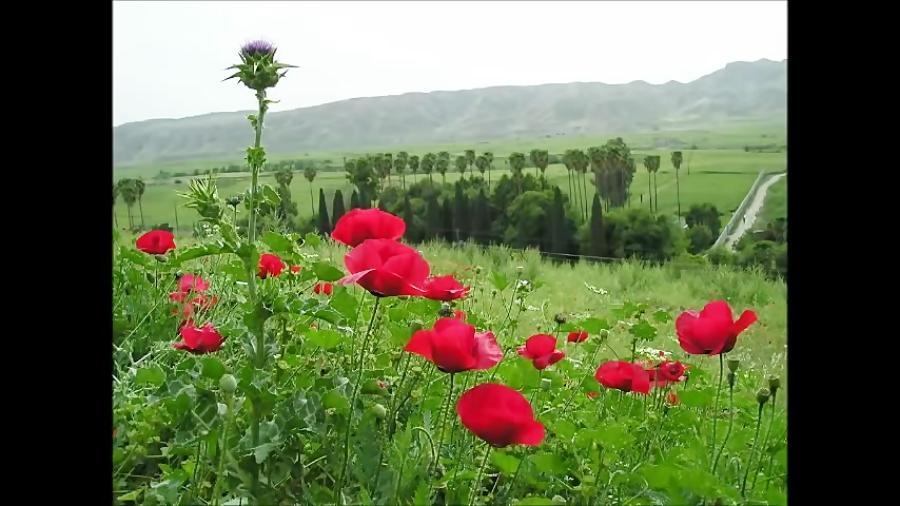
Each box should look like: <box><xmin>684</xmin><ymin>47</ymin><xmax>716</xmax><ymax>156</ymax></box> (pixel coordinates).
<box><xmin>114</xmin><ymin>59</ymin><xmax>786</xmax><ymax>166</ymax></box>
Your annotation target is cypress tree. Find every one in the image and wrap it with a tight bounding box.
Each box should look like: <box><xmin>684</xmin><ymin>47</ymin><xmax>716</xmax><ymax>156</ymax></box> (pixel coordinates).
<box><xmin>588</xmin><ymin>193</ymin><xmax>607</xmax><ymax>257</ymax></box>
<box><xmin>453</xmin><ymin>183</ymin><xmax>470</xmax><ymax>242</ymax></box>
<box><xmin>402</xmin><ymin>195</ymin><xmax>417</xmax><ymax>242</ymax></box>
<box><xmin>425</xmin><ymin>194</ymin><xmax>441</xmax><ymax>241</ymax></box>
<box><xmin>350</xmin><ymin>190</ymin><xmax>360</xmax><ymax>210</ymax></box>
<box><xmin>441</xmin><ymin>198</ymin><xmax>454</xmax><ymax>242</ymax></box>
<box><xmin>332</xmin><ymin>189</ymin><xmax>346</xmax><ymax>229</ymax></box>
<box><xmin>317</xmin><ymin>188</ymin><xmax>331</xmax><ymax>234</ymax></box>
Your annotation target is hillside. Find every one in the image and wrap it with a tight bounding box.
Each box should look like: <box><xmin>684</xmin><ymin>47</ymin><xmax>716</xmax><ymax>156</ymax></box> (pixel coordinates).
<box><xmin>114</xmin><ymin>59</ymin><xmax>786</xmax><ymax>167</ymax></box>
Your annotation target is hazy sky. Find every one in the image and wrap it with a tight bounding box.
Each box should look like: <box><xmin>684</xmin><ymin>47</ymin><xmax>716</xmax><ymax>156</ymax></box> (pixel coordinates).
<box><xmin>113</xmin><ymin>1</ymin><xmax>786</xmax><ymax>126</ymax></box>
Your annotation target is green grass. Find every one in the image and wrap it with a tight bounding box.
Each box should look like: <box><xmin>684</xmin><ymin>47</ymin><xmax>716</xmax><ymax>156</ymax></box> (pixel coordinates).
<box><xmin>758</xmin><ymin>176</ymin><xmax>787</xmax><ymax>226</ymax></box>
<box><xmin>114</xmin><ymin>149</ymin><xmax>786</xmax><ymax>234</ymax></box>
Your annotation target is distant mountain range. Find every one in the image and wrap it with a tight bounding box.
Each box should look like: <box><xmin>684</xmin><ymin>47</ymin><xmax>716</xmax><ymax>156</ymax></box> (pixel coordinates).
<box><xmin>114</xmin><ymin>59</ymin><xmax>786</xmax><ymax>166</ymax></box>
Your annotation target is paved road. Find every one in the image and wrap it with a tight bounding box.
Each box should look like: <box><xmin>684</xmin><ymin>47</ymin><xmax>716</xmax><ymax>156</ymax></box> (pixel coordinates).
<box><xmin>723</xmin><ymin>172</ymin><xmax>786</xmax><ymax>250</ymax></box>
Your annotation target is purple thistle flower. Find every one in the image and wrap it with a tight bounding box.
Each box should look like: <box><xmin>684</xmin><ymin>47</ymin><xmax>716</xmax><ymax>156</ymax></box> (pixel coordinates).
<box><xmin>240</xmin><ymin>40</ymin><xmax>275</xmax><ymax>58</ymax></box>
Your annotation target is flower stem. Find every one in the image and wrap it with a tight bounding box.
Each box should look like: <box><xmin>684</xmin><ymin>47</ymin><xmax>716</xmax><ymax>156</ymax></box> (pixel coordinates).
<box><xmin>211</xmin><ymin>392</ymin><xmax>233</xmax><ymax>506</ymax></box>
<box><xmin>434</xmin><ymin>373</ymin><xmax>456</xmax><ymax>473</ymax></box>
<box><xmin>335</xmin><ymin>296</ymin><xmax>381</xmax><ymax>500</ymax></box>
<box><xmin>751</xmin><ymin>389</ymin><xmax>778</xmax><ymax>492</ymax></box>
<box><xmin>711</xmin><ymin>380</ymin><xmax>735</xmax><ymax>473</ymax></box>
<box><xmin>741</xmin><ymin>403</ymin><xmax>765</xmax><ymax>497</ymax></box>
<box><xmin>468</xmin><ymin>445</ymin><xmax>492</xmax><ymax>506</ymax></box>
<box><xmin>710</xmin><ymin>354</ymin><xmax>724</xmax><ymax>460</ymax></box>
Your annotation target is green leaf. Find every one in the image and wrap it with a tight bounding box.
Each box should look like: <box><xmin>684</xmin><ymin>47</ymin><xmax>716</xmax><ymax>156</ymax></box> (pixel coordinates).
<box><xmin>312</xmin><ymin>262</ymin><xmax>345</xmax><ymax>282</ymax></box>
<box><xmin>629</xmin><ymin>319</ymin><xmax>658</xmax><ymax>341</ymax></box>
<box><xmin>303</xmin><ymin>232</ymin><xmax>322</xmax><ymax>248</ymax></box>
<box><xmin>330</xmin><ymin>289</ymin><xmax>358</xmax><ymax>321</ymax></box>
<box><xmin>116</xmin><ymin>489</ymin><xmax>143</xmax><ymax>502</ymax></box>
<box><xmin>490</xmin><ymin>271</ymin><xmax>509</xmax><ymax>291</ymax></box>
<box><xmin>313</xmin><ymin>308</ymin><xmax>343</xmax><ymax>325</ymax></box>
<box><xmin>171</xmin><ymin>244</ymin><xmax>226</xmax><ymax>266</ymax></box>
<box><xmin>652</xmin><ymin>309</ymin><xmax>672</xmax><ymax>323</ymax></box>
<box><xmin>119</xmin><ymin>248</ymin><xmax>153</xmax><ymax>268</ymax></box>
<box><xmin>491</xmin><ymin>452</ymin><xmax>520</xmax><ymax>474</ymax></box>
<box><xmin>306</xmin><ymin>329</ymin><xmax>343</xmax><ymax>350</ymax></box>
<box><xmin>135</xmin><ymin>366</ymin><xmax>166</xmax><ymax>387</ymax></box>
<box><xmin>387</xmin><ymin>322</ymin><xmax>412</xmax><ymax>347</ymax></box>
<box><xmin>254</xmin><ymin>443</ymin><xmax>276</xmax><ymax>464</ymax></box>
<box><xmin>579</xmin><ymin>317</ymin><xmax>610</xmax><ymax>334</ymax></box>
<box><xmin>261</xmin><ymin>231</ymin><xmax>296</xmax><ymax>255</ymax></box>
<box><xmin>323</xmin><ymin>390</ymin><xmax>350</xmax><ymax>414</ymax></box>
<box><xmin>201</xmin><ymin>356</ymin><xmax>226</xmax><ymax>381</ymax></box>
<box><xmin>531</xmin><ymin>452</ymin><xmax>566</xmax><ymax>474</ymax></box>
<box><xmin>679</xmin><ymin>390</ymin><xmax>713</xmax><ymax>408</ymax></box>
<box><xmin>412</xmin><ymin>481</ymin><xmax>431</xmax><ymax>505</ymax></box>
<box><xmin>552</xmin><ymin>420</ymin><xmax>577</xmax><ymax>440</ymax></box>
<box><xmin>517</xmin><ymin>498</ymin><xmax>556</xmax><ymax>506</ymax></box>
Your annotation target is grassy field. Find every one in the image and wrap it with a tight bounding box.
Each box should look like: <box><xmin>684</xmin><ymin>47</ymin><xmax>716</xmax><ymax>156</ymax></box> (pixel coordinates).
<box><xmin>114</xmin><ymin>149</ymin><xmax>786</xmax><ymax>235</ymax></box>
<box><xmin>113</xmin><ymin>120</ymin><xmax>785</xmax><ymax>180</ymax></box>
<box><xmin>758</xmin><ymin>176</ymin><xmax>787</xmax><ymax>227</ymax></box>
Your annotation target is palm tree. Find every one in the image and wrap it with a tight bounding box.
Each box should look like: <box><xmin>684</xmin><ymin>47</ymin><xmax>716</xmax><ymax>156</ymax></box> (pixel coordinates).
<box><xmin>574</xmin><ymin>149</ymin><xmax>590</xmax><ymax>220</ymax></box>
<box><xmin>508</xmin><ymin>152</ymin><xmax>526</xmax><ymax>194</ymax></box>
<box><xmin>529</xmin><ymin>149</ymin><xmax>549</xmax><ymax>182</ymax></box>
<box><xmin>483</xmin><ymin>152</ymin><xmax>494</xmax><ymax>190</ymax></box>
<box><xmin>671</xmin><ymin>151</ymin><xmax>683</xmax><ymax>219</ymax></box>
<box><xmin>475</xmin><ymin>155</ymin><xmax>488</xmax><ymax>184</ymax></box>
<box><xmin>408</xmin><ymin>155</ymin><xmax>420</xmax><ymax>185</ymax></box>
<box><xmin>134</xmin><ymin>179</ymin><xmax>146</xmax><ymax>229</ymax></box>
<box><xmin>465</xmin><ymin>149</ymin><xmax>475</xmax><ymax>174</ymax></box>
<box><xmin>436</xmin><ymin>151</ymin><xmax>450</xmax><ymax>185</ymax></box>
<box><xmin>395</xmin><ymin>151</ymin><xmax>409</xmax><ymax>190</ymax></box>
<box><xmin>384</xmin><ymin>153</ymin><xmax>393</xmax><ymax>186</ymax></box>
<box><xmin>304</xmin><ymin>165</ymin><xmax>318</xmax><ymax>216</ymax></box>
<box><xmin>421</xmin><ymin>153</ymin><xmax>435</xmax><ymax>184</ymax></box>
<box><xmin>117</xmin><ymin>179</ymin><xmax>137</xmax><ymax>229</ymax></box>
<box><xmin>455</xmin><ymin>155</ymin><xmax>467</xmax><ymax>180</ymax></box>
<box><xmin>643</xmin><ymin>155</ymin><xmax>655</xmax><ymax>214</ymax></box>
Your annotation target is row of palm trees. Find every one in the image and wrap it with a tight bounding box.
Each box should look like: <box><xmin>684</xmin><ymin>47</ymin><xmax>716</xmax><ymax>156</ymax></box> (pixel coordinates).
<box><xmin>345</xmin><ymin>150</ymin><xmax>498</xmax><ymax>188</ymax></box>
<box><xmin>113</xmin><ymin>178</ymin><xmax>146</xmax><ymax>230</ymax></box>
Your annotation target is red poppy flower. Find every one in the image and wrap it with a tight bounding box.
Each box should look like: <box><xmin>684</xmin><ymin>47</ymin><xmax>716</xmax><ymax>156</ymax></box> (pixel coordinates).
<box><xmin>567</xmin><ymin>330</ymin><xmax>589</xmax><ymax>343</ymax></box>
<box><xmin>331</xmin><ymin>208</ymin><xmax>406</xmax><ymax>247</ymax></box>
<box><xmin>456</xmin><ymin>383</ymin><xmax>545</xmax><ymax>448</ymax></box>
<box><xmin>517</xmin><ymin>334</ymin><xmax>565</xmax><ymax>370</ymax></box>
<box><xmin>171</xmin><ymin>294</ymin><xmax>218</xmax><ymax>320</ymax></box>
<box><xmin>405</xmin><ymin>317</ymin><xmax>502</xmax><ymax>373</ymax></box>
<box><xmin>340</xmin><ymin>238</ymin><xmax>429</xmax><ymax>297</ymax></box>
<box><xmin>290</xmin><ymin>265</ymin><xmax>302</xmax><ymax>274</ymax></box>
<box><xmin>313</xmin><ymin>282</ymin><xmax>333</xmax><ymax>296</ymax></box>
<box><xmin>676</xmin><ymin>300</ymin><xmax>757</xmax><ymax>355</ymax></box>
<box><xmin>595</xmin><ymin>361</ymin><xmax>651</xmax><ymax>394</ymax></box>
<box><xmin>136</xmin><ymin>230</ymin><xmax>176</xmax><ymax>255</ymax></box>
<box><xmin>453</xmin><ymin>309</ymin><xmax>467</xmax><ymax>320</ymax></box>
<box><xmin>647</xmin><ymin>360</ymin><xmax>687</xmax><ymax>388</ymax></box>
<box><xmin>178</xmin><ymin>273</ymin><xmax>209</xmax><ymax>293</ymax></box>
<box><xmin>586</xmin><ymin>391</ymin><xmax>599</xmax><ymax>400</ymax></box>
<box><xmin>258</xmin><ymin>253</ymin><xmax>286</xmax><ymax>279</ymax></box>
<box><xmin>666</xmin><ymin>391</ymin><xmax>680</xmax><ymax>406</ymax></box>
<box><xmin>173</xmin><ymin>322</ymin><xmax>225</xmax><ymax>354</ymax></box>
<box><xmin>422</xmin><ymin>275</ymin><xmax>470</xmax><ymax>301</ymax></box>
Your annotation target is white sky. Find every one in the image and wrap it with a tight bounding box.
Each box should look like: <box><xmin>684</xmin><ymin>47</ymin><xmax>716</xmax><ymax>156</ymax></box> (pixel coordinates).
<box><xmin>113</xmin><ymin>1</ymin><xmax>787</xmax><ymax>126</ymax></box>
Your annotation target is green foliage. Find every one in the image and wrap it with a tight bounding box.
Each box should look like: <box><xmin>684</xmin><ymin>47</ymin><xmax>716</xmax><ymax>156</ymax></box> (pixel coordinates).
<box><xmin>685</xmin><ymin>203</ymin><xmax>722</xmax><ymax>237</ymax></box>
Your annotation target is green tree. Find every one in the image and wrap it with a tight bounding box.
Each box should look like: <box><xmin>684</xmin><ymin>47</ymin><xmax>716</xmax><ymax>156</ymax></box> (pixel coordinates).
<box><xmin>685</xmin><ymin>203</ymin><xmax>721</xmax><ymax>237</ymax></box>
<box><xmin>508</xmin><ymin>152</ymin><xmax>527</xmax><ymax>194</ymax></box>
<box><xmin>345</xmin><ymin>158</ymin><xmax>377</xmax><ymax>203</ymax></box>
<box><xmin>408</xmin><ymin>154</ymin><xmax>420</xmax><ymax>184</ymax></box>
<box><xmin>671</xmin><ymin>151</ymin><xmax>683</xmax><ymax>219</ymax></box>
<box><xmin>483</xmin><ymin>151</ymin><xmax>494</xmax><ymax>189</ymax></box>
<box><xmin>687</xmin><ymin>224</ymin><xmax>714</xmax><ymax>254</ymax></box>
<box><xmin>587</xmin><ymin>193</ymin><xmax>607</xmax><ymax>257</ymax></box>
<box><xmin>117</xmin><ymin>178</ymin><xmax>137</xmax><ymax>229</ymax></box>
<box><xmin>474</xmin><ymin>155</ymin><xmax>488</xmax><ymax>183</ymax></box>
<box><xmin>436</xmin><ymin>151</ymin><xmax>450</xmax><ymax>185</ymax></box>
<box><xmin>455</xmin><ymin>155</ymin><xmax>468</xmax><ymax>179</ymax></box>
<box><xmin>643</xmin><ymin>155</ymin><xmax>660</xmax><ymax>214</ymax></box>
<box><xmin>317</xmin><ymin>188</ymin><xmax>331</xmax><ymax>234</ymax></box>
<box><xmin>112</xmin><ymin>183</ymin><xmax>119</xmax><ymax>228</ymax></box>
<box><xmin>465</xmin><ymin>149</ymin><xmax>475</xmax><ymax>173</ymax></box>
<box><xmin>452</xmin><ymin>182</ymin><xmax>469</xmax><ymax>241</ymax></box>
<box><xmin>441</xmin><ymin>197</ymin><xmax>454</xmax><ymax>242</ymax></box>
<box><xmin>420</xmin><ymin>153</ymin><xmax>435</xmax><ymax>184</ymax></box>
<box><xmin>395</xmin><ymin>151</ymin><xmax>409</xmax><ymax>190</ymax></box>
<box><xmin>134</xmin><ymin>179</ymin><xmax>146</xmax><ymax>229</ymax></box>
<box><xmin>530</xmin><ymin>149</ymin><xmax>550</xmax><ymax>183</ymax></box>
<box><xmin>304</xmin><ymin>165</ymin><xmax>318</xmax><ymax>216</ymax></box>
<box><xmin>350</xmin><ymin>189</ymin><xmax>360</xmax><ymax>210</ymax></box>
<box><xmin>425</xmin><ymin>193</ymin><xmax>441</xmax><ymax>240</ymax></box>
<box><xmin>383</xmin><ymin>153</ymin><xmax>394</xmax><ymax>186</ymax></box>
<box><xmin>332</xmin><ymin>189</ymin><xmax>347</xmax><ymax>229</ymax></box>
<box><xmin>471</xmin><ymin>189</ymin><xmax>490</xmax><ymax>244</ymax></box>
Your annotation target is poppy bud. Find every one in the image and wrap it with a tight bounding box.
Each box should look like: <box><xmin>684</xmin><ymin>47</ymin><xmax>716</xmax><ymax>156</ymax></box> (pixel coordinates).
<box><xmin>599</xmin><ymin>329</ymin><xmax>610</xmax><ymax>340</ymax></box>
<box><xmin>727</xmin><ymin>371</ymin><xmax>735</xmax><ymax>388</ymax></box>
<box><xmin>541</xmin><ymin>377</ymin><xmax>552</xmax><ymax>391</ymax></box>
<box><xmin>362</xmin><ymin>379</ymin><xmax>388</xmax><ymax>396</ymax></box>
<box><xmin>756</xmin><ymin>388</ymin><xmax>771</xmax><ymax>406</ymax></box>
<box><xmin>369</xmin><ymin>403</ymin><xmax>387</xmax><ymax>420</ymax></box>
<box><xmin>727</xmin><ymin>359</ymin><xmax>740</xmax><ymax>373</ymax></box>
<box><xmin>554</xmin><ymin>313</ymin><xmax>567</xmax><ymax>324</ymax></box>
<box><xmin>438</xmin><ymin>303</ymin><xmax>453</xmax><ymax>318</ymax></box>
<box><xmin>219</xmin><ymin>374</ymin><xmax>237</xmax><ymax>393</ymax></box>
<box><xmin>768</xmin><ymin>375</ymin><xmax>780</xmax><ymax>395</ymax></box>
